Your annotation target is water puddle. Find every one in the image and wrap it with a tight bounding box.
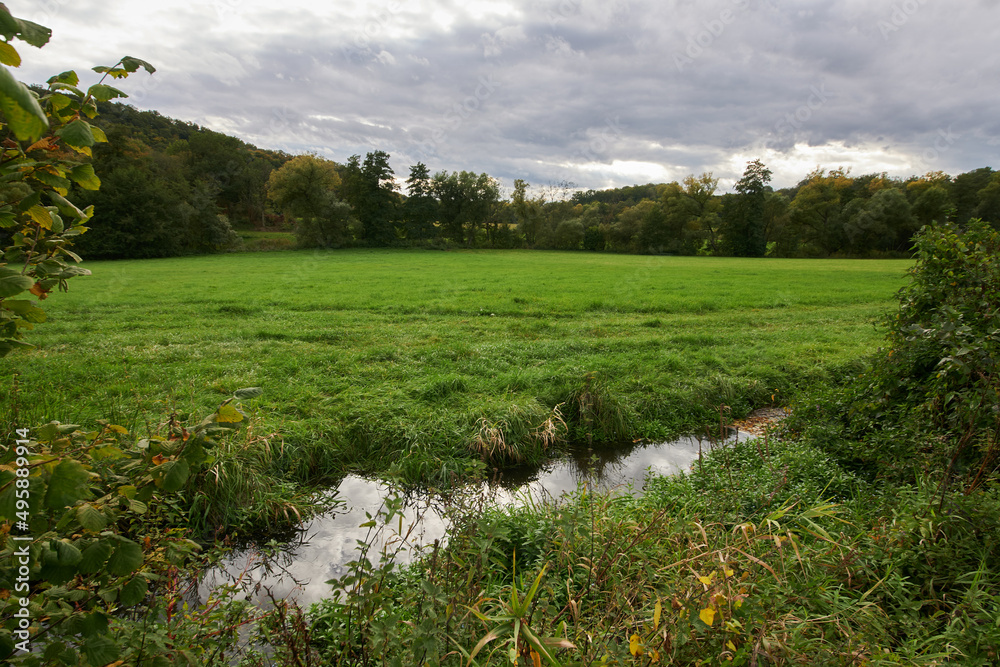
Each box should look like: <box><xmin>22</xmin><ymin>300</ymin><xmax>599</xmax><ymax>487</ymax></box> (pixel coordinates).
<box><xmin>200</xmin><ymin>432</ymin><xmax>744</xmax><ymax>608</ymax></box>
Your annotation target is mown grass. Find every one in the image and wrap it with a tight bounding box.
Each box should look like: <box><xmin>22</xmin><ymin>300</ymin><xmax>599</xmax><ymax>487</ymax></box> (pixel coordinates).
<box><xmin>1</xmin><ymin>249</ymin><xmax>908</xmax><ymax>484</ymax></box>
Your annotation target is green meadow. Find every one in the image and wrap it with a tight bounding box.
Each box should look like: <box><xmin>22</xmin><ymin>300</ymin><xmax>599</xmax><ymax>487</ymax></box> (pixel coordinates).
<box><xmin>3</xmin><ymin>249</ymin><xmax>909</xmax><ymax>482</ymax></box>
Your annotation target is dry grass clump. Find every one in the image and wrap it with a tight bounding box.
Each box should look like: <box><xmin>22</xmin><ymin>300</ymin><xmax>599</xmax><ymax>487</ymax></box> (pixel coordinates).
<box><xmin>469</xmin><ymin>400</ymin><xmax>568</xmax><ymax>464</ymax></box>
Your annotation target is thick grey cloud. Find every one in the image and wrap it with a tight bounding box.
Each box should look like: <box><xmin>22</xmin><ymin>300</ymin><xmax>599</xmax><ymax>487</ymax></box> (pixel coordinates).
<box><xmin>13</xmin><ymin>0</ymin><xmax>1000</xmax><ymax>192</ymax></box>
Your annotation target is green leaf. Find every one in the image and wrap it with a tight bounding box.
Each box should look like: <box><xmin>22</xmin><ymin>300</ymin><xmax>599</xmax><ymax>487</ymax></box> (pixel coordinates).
<box><xmin>50</xmin><ymin>538</ymin><xmax>82</xmax><ymax>566</ymax></box>
<box><xmin>0</xmin><ymin>64</ymin><xmax>48</xmax><ymax>142</ymax></box>
<box><xmin>48</xmin><ymin>92</ymin><xmax>73</xmax><ymax>115</ymax></box>
<box><xmin>0</xmin><ymin>11</ymin><xmax>17</xmax><ymax>40</ymax></box>
<box><xmin>0</xmin><ymin>41</ymin><xmax>20</xmax><ymax>67</ymax></box>
<box><xmin>0</xmin><ymin>339</ymin><xmax>34</xmax><ymax>357</ymax></box>
<box><xmin>44</xmin><ymin>459</ymin><xmax>92</xmax><ymax>510</ymax></box>
<box><xmin>35</xmin><ymin>422</ymin><xmax>63</xmax><ymax>441</ymax></box>
<box><xmin>119</xmin><ymin>576</ymin><xmax>148</xmax><ymax>606</ymax></box>
<box><xmin>47</xmin><ymin>82</ymin><xmax>85</xmax><ymax>97</ymax></box>
<box><xmin>45</xmin><ymin>191</ymin><xmax>86</xmax><ymax>220</ymax></box>
<box><xmin>92</xmin><ymin>66</ymin><xmax>126</xmax><ymax>79</ymax></box>
<box><xmin>216</xmin><ymin>404</ymin><xmax>244</xmax><ymax>423</ymax></box>
<box><xmin>55</xmin><ymin>119</ymin><xmax>96</xmax><ymax>149</ymax></box>
<box><xmin>6</xmin><ymin>16</ymin><xmax>51</xmax><ymax>48</ymax></box>
<box><xmin>78</xmin><ymin>539</ymin><xmax>114</xmax><ymax>574</ymax></box>
<box><xmin>3</xmin><ymin>300</ymin><xmax>47</xmax><ymax>323</ymax></box>
<box><xmin>0</xmin><ymin>273</ymin><xmax>33</xmax><ymax>298</ymax></box>
<box><xmin>0</xmin><ymin>470</ymin><xmax>37</xmax><ymax>520</ymax></box>
<box><xmin>136</xmin><ymin>484</ymin><xmax>154</xmax><ymax>504</ymax></box>
<box><xmin>26</xmin><ymin>203</ymin><xmax>52</xmax><ymax>228</ymax></box>
<box><xmin>234</xmin><ymin>386</ymin><xmax>263</xmax><ymax>400</ymax></box>
<box><xmin>90</xmin><ymin>445</ymin><xmax>124</xmax><ymax>461</ymax></box>
<box><xmin>180</xmin><ymin>439</ymin><xmax>208</xmax><ymax>467</ymax></box>
<box><xmin>128</xmin><ymin>498</ymin><xmax>148</xmax><ymax>514</ymax></box>
<box><xmin>0</xmin><ymin>630</ymin><xmax>14</xmax><ymax>661</ymax></box>
<box><xmin>68</xmin><ymin>163</ymin><xmax>100</xmax><ymax>190</ymax></box>
<box><xmin>106</xmin><ymin>537</ymin><xmax>143</xmax><ymax>576</ymax></box>
<box><xmin>521</xmin><ymin>625</ymin><xmax>562</xmax><ymax>667</ymax></box>
<box><xmin>28</xmin><ymin>169</ymin><xmax>72</xmax><ymax>195</ymax></box>
<box><xmin>87</xmin><ymin>83</ymin><xmax>127</xmax><ymax>102</ymax></box>
<box><xmin>82</xmin><ymin>635</ymin><xmax>119</xmax><ymax>667</ymax></box>
<box><xmin>121</xmin><ymin>56</ymin><xmax>156</xmax><ymax>74</ymax></box>
<box><xmin>47</xmin><ymin>70</ymin><xmax>80</xmax><ymax>86</ymax></box>
<box><xmin>0</xmin><ymin>11</ymin><xmax>51</xmax><ymax>48</ymax></box>
<box><xmin>82</xmin><ymin>610</ymin><xmax>110</xmax><ymax>636</ymax></box>
<box><xmin>52</xmin><ymin>265</ymin><xmax>90</xmax><ymax>279</ymax></box>
<box><xmin>43</xmin><ymin>640</ymin><xmax>67</xmax><ymax>662</ymax></box>
<box><xmin>15</xmin><ymin>189</ymin><xmax>41</xmax><ymax>212</ymax></box>
<box><xmin>157</xmin><ymin>459</ymin><xmax>190</xmax><ymax>492</ymax></box>
<box><xmin>77</xmin><ymin>503</ymin><xmax>108</xmax><ymax>531</ymax></box>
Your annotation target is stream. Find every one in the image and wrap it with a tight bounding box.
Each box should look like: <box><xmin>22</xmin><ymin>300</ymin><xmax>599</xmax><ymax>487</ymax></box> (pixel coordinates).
<box><xmin>199</xmin><ymin>431</ymin><xmax>745</xmax><ymax>609</ymax></box>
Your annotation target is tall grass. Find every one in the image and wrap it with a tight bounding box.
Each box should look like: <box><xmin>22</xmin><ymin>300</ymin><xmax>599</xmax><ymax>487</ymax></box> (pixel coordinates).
<box><xmin>296</xmin><ymin>430</ymin><xmax>1000</xmax><ymax>666</ymax></box>
<box><xmin>0</xmin><ymin>249</ymin><xmax>908</xmax><ymax>482</ymax></box>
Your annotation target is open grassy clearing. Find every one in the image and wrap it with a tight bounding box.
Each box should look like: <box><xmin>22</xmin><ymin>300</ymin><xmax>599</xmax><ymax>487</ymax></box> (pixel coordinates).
<box><xmin>236</xmin><ymin>230</ymin><xmax>296</xmax><ymax>252</ymax></box>
<box><xmin>2</xmin><ymin>249</ymin><xmax>909</xmax><ymax>483</ymax></box>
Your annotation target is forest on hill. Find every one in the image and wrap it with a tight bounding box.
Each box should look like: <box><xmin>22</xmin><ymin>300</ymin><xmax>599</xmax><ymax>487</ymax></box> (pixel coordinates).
<box><xmin>68</xmin><ymin>101</ymin><xmax>999</xmax><ymax>260</ymax></box>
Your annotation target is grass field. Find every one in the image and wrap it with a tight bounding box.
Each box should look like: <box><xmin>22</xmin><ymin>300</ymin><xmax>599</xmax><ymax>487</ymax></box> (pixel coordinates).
<box><xmin>236</xmin><ymin>230</ymin><xmax>296</xmax><ymax>252</ymax></box>
<box><xmin>2</xmin><ymin>249</ymin><xmax>910</xmax><ymax>483</ymax></box>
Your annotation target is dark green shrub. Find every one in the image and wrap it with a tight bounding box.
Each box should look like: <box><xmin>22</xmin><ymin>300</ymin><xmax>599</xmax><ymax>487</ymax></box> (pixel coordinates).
<box><xmin>798</xmin><ymin>220</ymin><xmax>1000</xmax><ymax>482</ymax></box>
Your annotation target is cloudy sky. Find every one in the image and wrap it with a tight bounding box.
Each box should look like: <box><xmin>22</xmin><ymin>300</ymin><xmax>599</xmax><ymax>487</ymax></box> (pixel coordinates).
<box><xmin>12</xmin><ymin>0</ymin><xmax>1000</xmax><ymax>193</ymax></box>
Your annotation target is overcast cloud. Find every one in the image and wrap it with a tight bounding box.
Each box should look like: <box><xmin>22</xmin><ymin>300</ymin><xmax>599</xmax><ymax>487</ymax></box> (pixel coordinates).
<box><xmin>13</xmin><ymin>0</ymin><xmax>1000</xmax><ymax>192</ymax></box>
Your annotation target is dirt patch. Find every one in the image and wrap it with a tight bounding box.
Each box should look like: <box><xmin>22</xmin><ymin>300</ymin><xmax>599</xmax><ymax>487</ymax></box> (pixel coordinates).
<box><xmin>729</xmin><ymin>407</ymin><xmax>790</xmax><ymax>437</ymax></box>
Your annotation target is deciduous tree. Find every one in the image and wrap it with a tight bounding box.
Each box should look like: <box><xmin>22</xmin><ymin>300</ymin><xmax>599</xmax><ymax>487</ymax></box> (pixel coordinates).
<box><xmin>342</xmin><ymin>151</ymin><xmax>399</xmax><ymax>246</ymax></box>
<box><xmin>787</xmin><ymin>167</ymin><xmax>853</xmax><ymax>255</ymax></box>
<box><xmin>403</xmin><ymin>161</ymin><xmax>438</xmax><ymax>240</ymax></box>
<box><xmin>721</xmin><ymin>159</ymin><xmax>771</xmax><ymax>257</ymax></box>
<box><xmin>266</xmin><ymin>154</ymin><xmax>353</xmax><ymax>248</ymax></box>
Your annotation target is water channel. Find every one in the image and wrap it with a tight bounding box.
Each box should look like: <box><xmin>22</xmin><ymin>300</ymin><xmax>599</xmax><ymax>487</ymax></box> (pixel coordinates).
<box><xmin>199</xmin><ymin>431</ymin><xmax>747</xmax><ymax>609</ymax></box>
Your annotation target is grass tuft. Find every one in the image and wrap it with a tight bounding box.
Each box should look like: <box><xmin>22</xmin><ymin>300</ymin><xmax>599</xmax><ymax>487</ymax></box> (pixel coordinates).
<box><xmin>563</xmin><ymin>372</ymin><xmax>635</xmax><ymax>443</ymax></box>
<box><xmin>469</xmin><ymin>400</ymin><xmax>567</xmax><ymax>465</ymax></box>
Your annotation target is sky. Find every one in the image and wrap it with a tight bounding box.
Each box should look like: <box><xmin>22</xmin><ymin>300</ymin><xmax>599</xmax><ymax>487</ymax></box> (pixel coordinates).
<box><xmin>12</xmin><ymin>0</ymin><xmax>1000</xmax><ymax>194</ymax></box>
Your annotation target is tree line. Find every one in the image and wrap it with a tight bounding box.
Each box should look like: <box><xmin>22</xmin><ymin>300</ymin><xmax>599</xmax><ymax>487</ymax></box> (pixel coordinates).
<box><xmin>75</xmin><ymin>102</ymin><xmax>1000</xmax><ymax>259</ymax></box>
